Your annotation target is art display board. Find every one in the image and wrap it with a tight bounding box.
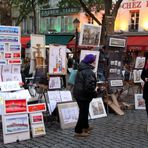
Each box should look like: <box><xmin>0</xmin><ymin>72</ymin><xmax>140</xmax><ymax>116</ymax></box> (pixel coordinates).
<box><xmin>57</xmin><ymin>101</ymin><xmax>79</xmax><ymax>129</ymax></box>
<box><xmin>89</xmin><ymin>98</ymin><xmax>107</xmax><ymax>119</ymax></box>
<box><xmin>47</xmin><ymin>90</ymin><xmax>73</xmax><ymax>113</ymax></box>
<box><xmin>79</xmin><ymin>23</ymin><xmax>102</xmax><ymax>47</ymax></box>
<box><xmin>135</xmin><ymin>94</ymin><xmax>145</xmax><ymax>109</ymax></box>
<box><xmin>48</xmin><ymin>45</ymin><xmax>67</xmax><ymax>75</ymax></box>
<box><xmin>80</xmin><ymin>50</ymin><xmax>100</xmax><ymax>73</ymax></box>
<box><xmin>2</xmin><ymin>114</ymin><xmax>30</xmax><ymax>144</ymax></box>
<box><xmin>29</xmin><ymin>112</ymin><xmax>46</xmax><ymax>137</ymax></box>
<box><xmin>0</xmin><ymin>25</ymin><xmax>22</xmax><ymax>82</ymax></box>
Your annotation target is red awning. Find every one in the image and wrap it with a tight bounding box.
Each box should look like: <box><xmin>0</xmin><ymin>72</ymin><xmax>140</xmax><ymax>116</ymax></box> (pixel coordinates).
<box><xmin>127</xmin><ymin>36</ymin><xmax>148</xmax><ymax>51</ymax></box>
<box><xmin>21</xmin><ymin>36</ymin><xmax>30</xmax><ymax>48</ymax></box>
<box><xmin>67</xmin><ymin>39</ymin><xmax>94</xmax><ymax>49</ymax></box>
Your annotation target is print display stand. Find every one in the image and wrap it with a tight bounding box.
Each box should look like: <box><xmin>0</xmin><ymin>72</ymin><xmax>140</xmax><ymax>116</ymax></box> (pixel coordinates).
<box><xmin>105</xmin><ymin>36</ymin><xmax>127</xmax><ymax>115</ymax></box>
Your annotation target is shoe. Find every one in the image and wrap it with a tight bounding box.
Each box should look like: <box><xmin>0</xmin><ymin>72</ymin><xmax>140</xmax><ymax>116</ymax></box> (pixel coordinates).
<box><xmin>74</xmin><ymin>132</ymin><xmax>89</xmax><ymax>137</ymax></box>
<box><xmin>83</xmin><ymin>126</ymin><xmax>94</xmax><ymax>133</ymax></box>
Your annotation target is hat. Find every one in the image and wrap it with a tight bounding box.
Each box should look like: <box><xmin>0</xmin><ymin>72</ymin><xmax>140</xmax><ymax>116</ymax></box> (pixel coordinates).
<box><xmin>83</xmin><ymin>54</ymin><xmax>96</xmax><ymax>64</ymax></box>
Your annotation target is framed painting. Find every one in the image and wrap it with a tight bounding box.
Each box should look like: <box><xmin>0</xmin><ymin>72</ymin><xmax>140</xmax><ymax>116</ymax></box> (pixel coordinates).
<box><xmin>4</xmin><ymin>99</ymin><xmax>27</xmax><ymax>114</ymax></box>
<box><xmin>135</xmin><ymin>94</ymin><xmax>145</xmax><ymax>110</ymax></box>
<box><xmin>110</xmin><ymin>80</ymin><xmax>123</xmax><ymax>87</ymax></box>
<box><xmin>49</xmin><ymin>45</ymin><xmax>67</xmax><ymax>75</ymax></box>
<box><xmin>30</xmin><ymin>112</ymin><xmax>44</xmax><ymax>124</ymax></box>
<box><xmin>109</xmin><ymin>37</ymin><xmax>126</xmax><ymax>47</ymax></box>
<box><xmin>89</xmin><ymin>98</ymin><xmax>107</xmax><ymax>119</ymax></box>
<box><xmin>133</xmin><ymin>69</ymin><xmax>143</xmax><ymax>83</ymax></box>
<box><xmin>48</xmin><ymin>76</ymin><xmax>61</xmax><ymax>90</ymax></box>
<box><xmin>2</xmin><ymin>65</ymin><xmax>12</xmax><ymax>73</ymax></box>
<box><xmin>79</xmin><ymin>23</ymin><xmax>102</xmax><ymax>47</ymax></box>
<box><xmin>3</xmin><ymin>114</ymin><xmax>29</xmax><ymax>134</ymax></box>
<box><xmin>28</xmin><ymin>103</ymin><xmax>46</xmax><ymax>113</ymax></box>
<box><xmin>135</xmin><ymin>57</ymin><xmax>146</xmax><ymax>69</ymax></box>
<box><xmin>80</xmin><ymin>50</ymin><xmax>100</xmax><ymax>73</ymax></box>
<box><xmin>0</xmin><ymin>43</ymin><xmax>5</xmax><ymax>52</ymax></box>
<box><xmin>11</xmin><ymin>64</ymin><xmax>21</xmax><ymax>73</ymax></box>
<box><xmin>31</xmin><ymin>124</ymin><xmax>46</xmax><ymax>137</ymax></box>
<box><xmin>57</xmin><ymin>102</ymin><xmax>79</xmax><ymax>129</ymax></box>
<box><xmin>60</xmin><ymin>91</ymin><xmax>73</xmax><ymax>102</ymax></box>
<box><xmin>4</xmin><ymin>52</ymin><xmax>12</xmax><ymax>59</ymax></box>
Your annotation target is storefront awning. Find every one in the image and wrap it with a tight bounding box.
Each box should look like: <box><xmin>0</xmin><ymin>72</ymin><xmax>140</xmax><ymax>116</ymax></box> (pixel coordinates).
<box><xmin>21</xmin><ymin>36</ymin><xmax>30</xmax><ymax>48</ymax></box>
<box><xmin>45</xmin><ymin>34</ymin><xmax>74</xmax><ymax>45</ymax></box>
<box><xmin>127</xmin><ymin>36</ymin><xmax>148</xmax><ymax>51</ymax></box>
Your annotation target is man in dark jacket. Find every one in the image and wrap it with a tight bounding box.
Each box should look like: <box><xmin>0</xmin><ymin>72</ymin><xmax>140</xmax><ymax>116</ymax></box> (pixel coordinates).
<box><xmin>73</xmin><ymin>54</ymin><xmax>97</xmax><ymax>137</ymax></box>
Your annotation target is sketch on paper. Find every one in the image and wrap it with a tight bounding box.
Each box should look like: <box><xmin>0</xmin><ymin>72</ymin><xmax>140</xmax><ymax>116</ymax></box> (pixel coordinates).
<box><xmin>79</xmin><ymin>23</ymin><xmax>101</xmax><ymax>46</ymax></box>
<box><xmin>89</xmin><ymin>98</ymin><xmax>107</xmax><ymax>119</ymax></box>
<box><xmin>49</xmin><ymin>76</ymin><xmax>61</xmax><ymax>90</ymax></box>
<box><xmin>49</xmin><ymin>45</ymin><xmax>66</xmax><ymax>75</ymax></box>
<box><xmin>135</xmin><ymin>57</ymin><xmax>146</xmax><ymax>69</ymax></box>
<box><xmin>60</xmin><ymin>91</ymin><xmax>73</xmax><ymax>102</ymax></box>
<box><xmin>4</xmin><ymin>114</ymin><xmax>29</xmax><ymax>134</ymax></box>
<box><xmin>133</xmin><ymin>70</ymin><xmax>143</xmax><ymax>83</ymax></box>
<box><xmin>135</xmin><ymin>94</ymin><xmax>145</xmax><ymax>109</ymax></box>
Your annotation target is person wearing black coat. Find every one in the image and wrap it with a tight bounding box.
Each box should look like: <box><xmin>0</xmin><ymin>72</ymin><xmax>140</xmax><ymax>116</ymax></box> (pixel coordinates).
<box><xmin>141</xmin><ymin>59</ymin><xmax>148</xmax><ymax>131</ymax></box>
<box><xmin>73</xmin><ymin>54</ymin><xmax>97</xmax><ymax>137</ymax></box>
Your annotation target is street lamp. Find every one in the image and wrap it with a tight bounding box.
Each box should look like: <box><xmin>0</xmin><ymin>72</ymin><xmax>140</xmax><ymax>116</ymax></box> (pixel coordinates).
<box><xmin>73</xmin><ymin>18</ymin><xmax>80</xmax><ymax>64</ymax></box>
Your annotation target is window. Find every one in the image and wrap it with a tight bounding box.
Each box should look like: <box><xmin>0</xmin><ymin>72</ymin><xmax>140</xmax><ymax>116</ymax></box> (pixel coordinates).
<box><xmin>129</xmin><ymin>10</ymin><xmax>139</xmax><ymax>32</ymax></box>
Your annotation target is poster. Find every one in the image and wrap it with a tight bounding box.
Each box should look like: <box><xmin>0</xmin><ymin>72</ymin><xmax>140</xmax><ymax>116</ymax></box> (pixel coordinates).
<box><xmin>48</xmin><ymin>45</ymin><xmax>67</xmax><ymax>75</ymax></box>
<box><xmin>80</xmin><ymin>50</ymin><xmax>100</xmax><ymax>73</ymax></box>
<box><xmin>79</xmin><ymin>23</ymin><xmax>102</xmax><ymax>47</ymax></box>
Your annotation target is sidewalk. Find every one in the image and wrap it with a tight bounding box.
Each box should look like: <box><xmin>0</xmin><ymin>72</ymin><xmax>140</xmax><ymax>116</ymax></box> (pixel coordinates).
<box><xmin>0</xmin><ymin>110</ymin><xmax>148</xmax><ymax>148</ymax></box>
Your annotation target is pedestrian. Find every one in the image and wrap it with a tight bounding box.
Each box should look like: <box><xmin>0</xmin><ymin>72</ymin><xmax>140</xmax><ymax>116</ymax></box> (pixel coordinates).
<box><xmin>73</xmin><ymin>54</ymin><xmax>97</xmax><ymax>137</ymax></box>
<box><xmin>141</xmin><ymin>58</ymin><xmax>148</xmax><ymax>131</ymax></box>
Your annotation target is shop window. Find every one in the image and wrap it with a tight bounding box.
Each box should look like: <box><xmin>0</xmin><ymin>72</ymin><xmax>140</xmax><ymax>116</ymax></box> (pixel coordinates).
<box><xmin>129</xmin><ymin>11</ymin><xmax>139</xmax><ymax>32</ymax></box>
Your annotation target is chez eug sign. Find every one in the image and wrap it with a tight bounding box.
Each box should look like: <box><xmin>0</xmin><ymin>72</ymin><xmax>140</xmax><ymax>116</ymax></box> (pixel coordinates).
<box><xmin>121</xmin><ymin>0</ymin><xmax>148</xmax><ymax>9</ymax></box>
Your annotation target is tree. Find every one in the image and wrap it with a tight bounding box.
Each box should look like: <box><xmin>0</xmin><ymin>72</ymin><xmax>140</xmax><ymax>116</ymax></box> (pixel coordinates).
<box><xmin>10</xmin><ymin>0</ymin><xmax>48</xmax><ymax>33</ymax></box>
<box><xmin>58</xmin><ymin>0</ymin><xmax>123</xmax><ymax>44</ymax></box>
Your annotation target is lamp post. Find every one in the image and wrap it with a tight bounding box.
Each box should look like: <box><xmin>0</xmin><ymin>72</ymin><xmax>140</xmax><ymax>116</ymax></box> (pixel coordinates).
<box><xmin>73</xmin><ymin>18</ymin><xmax>80</xmax><ymax>65</ymax></box>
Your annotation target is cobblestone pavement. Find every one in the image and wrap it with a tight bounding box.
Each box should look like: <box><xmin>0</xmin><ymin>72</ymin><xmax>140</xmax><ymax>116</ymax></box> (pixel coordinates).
<box><xmin>0</xmin><ymin>109</ymin><xmax>148</xmax><ymax>148</ymax></box>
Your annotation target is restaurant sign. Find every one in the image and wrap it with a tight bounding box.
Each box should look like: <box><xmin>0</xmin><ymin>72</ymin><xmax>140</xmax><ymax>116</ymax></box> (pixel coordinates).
<box><xmin>40</xmin><ymin>7</ymin><xmax>81</xmax><ymax>17</ymax></box>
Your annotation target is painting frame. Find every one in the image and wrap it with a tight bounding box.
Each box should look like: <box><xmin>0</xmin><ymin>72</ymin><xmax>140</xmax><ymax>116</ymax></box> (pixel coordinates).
<box><xmin>28</xmin><ymin>103</ymin><xmax>46</xmax><ymax>113</ymax></box>
<box><xmin>57</xmin><ymin>101</ymin><xmax>79</xmax><ymax>129</ymax></box>
<box><xmin>79</xmin><ymin>23</ymin><xmax>102</xmax><ymax>47</ymax></box>
<box><xmin>3</xmin><ymin>114</ymin><xmax>29</xmax><ymax>134</ymax></box>
<box><xmin>48</xmin><ymin>76</ymin><xmax>61</xmax><ymax>90</ymax></box>
<box><xmin>109</xmin><ymin>37</ymin><xmax>126</xmax><ymax>48</ymax></box>
<box><xmin>133</xmin><ymin>69</ymin><xmax>143</xmax><ymax>83</ymax></box>
<box><xmin>135</xmin><ymin>57</ymin><xmax>146</xmax><ymax>69</ymax></box>
<box><xmin>80</xmin><ymin>50</ymin><xmax>100</xmax><ymax>73</ymax></box>
<box><xmin>89</xmin><ymin>98</ymin><xmax>107</xmax><ymax>119</ymax></box>
<box><xmin>135</xmin><ymin>94</ymin><xmax>145</xmax><ymax>109</ymax></box>
<box><xmin>31</xmin><ymin>124</ymin><xmax>46</xmax><ymax>137</ymax></box>
<box><xmin>4</xmin><ymin>99</ymin><xmax>27</xmax><ymax>115</ymax></box>
<box><xmin>48</xmin><ymin>45</ymin><xmax>67</xmax><ymax>75</ymax></box>
<box><xmin>30</xmin><ymin>112</ymin><xmax>44</xmax><ymax>124</ymax></box>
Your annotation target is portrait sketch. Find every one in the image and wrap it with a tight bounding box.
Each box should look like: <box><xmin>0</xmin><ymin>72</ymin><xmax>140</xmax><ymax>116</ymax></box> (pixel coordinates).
<box><xmin>49</xmin><ymin>76</ymin><xmax>61</xmax><ymax>90</ymax></box>
<box><xmin>79</xmin><ymin>23</ymin><xmax>101</xmax><ymax>47</ymax></box>
<box><xmin>80</xmin><ymin>50</ymin><xmax>100</xmax><ymax>73</ymax></box>
<box><xmin>49</xmin><ymin>45</ymin><xmax>67</xmax><ymax>75</ymax></box>
<box><xmin>135</xmin><ymin>57</ymin><xmax>146</xmax><ymax>69</ymax></box>
<box><xmin>133</xmin><ymin>70</ymin><xmax>143</xmax><ymax>83</ymax></box>
<box><xmin>89</xmin><ymin>98</ymin><xmax>107</xmax><ymax>119</ymax></box>
<box><xmin>135</xmin><ymin>94</ymin><xmax>145</xmax><ymax>109</ymax></box>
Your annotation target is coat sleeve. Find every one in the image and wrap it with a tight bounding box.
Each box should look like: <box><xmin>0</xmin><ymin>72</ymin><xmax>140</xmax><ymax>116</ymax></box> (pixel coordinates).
<box><xmin>141</xmin><ymin>68</ymin><xmax>146</xmax><ymax>82</ymax></box>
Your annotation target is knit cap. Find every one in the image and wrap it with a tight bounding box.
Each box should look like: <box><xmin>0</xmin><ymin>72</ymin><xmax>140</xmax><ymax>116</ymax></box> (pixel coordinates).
<box><xmin>83</xmin><ymin>54</ymin><xmax>96</xmax><ymax>64</ymax></box>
